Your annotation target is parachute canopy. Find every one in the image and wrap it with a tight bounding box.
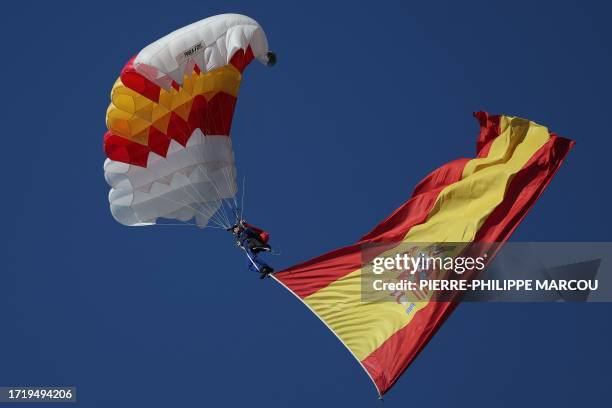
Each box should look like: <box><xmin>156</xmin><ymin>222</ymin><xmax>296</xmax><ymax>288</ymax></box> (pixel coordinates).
<box><xmin>103</xmin><ymin>14</ymin><xmax>272</xmax><ymax>227</ymax></box>
<box><xmin>274</xmin><ymin>112</ymin><xmax>574</xmax><ymax>396</ymax></box>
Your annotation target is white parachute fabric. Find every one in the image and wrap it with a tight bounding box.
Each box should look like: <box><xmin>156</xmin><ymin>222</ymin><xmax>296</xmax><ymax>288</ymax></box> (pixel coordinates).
<box><xmin>133</xmin><ymin>13</ymin><xmax>270</xmax><ymax>88</ymax></box>
<box><xmin>105</xmin><ymin>130</ymin><xmax>237</xmax><ymax>227</ymax></box>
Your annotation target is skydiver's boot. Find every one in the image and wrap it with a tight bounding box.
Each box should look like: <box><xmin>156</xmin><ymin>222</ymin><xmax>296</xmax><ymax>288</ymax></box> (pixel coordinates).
<box><xmin>259</xmin><ymin>266</ymin><xmax>274</xmax><ymax>279</ymax></box>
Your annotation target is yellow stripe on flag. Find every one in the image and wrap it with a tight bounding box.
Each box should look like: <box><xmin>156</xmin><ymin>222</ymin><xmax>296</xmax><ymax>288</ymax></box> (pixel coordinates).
<box><xmin>303</xmin><ymin>116</ymin><xmax>551</xmax><ymax>361</ymax></box>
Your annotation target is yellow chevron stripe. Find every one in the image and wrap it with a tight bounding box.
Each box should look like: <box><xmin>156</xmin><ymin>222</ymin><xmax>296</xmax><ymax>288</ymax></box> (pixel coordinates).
<box><xmin>106</xmin><ymin>65</ymin><xmax>242</xmax><ymax>144</ymax></box>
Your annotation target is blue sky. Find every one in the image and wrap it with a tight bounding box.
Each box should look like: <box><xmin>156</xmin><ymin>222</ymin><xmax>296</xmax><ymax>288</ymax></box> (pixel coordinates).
<box><xmin>2</xmin><ymin>0</ymin><xmax>611</xmax><ymax>406</ymax></box>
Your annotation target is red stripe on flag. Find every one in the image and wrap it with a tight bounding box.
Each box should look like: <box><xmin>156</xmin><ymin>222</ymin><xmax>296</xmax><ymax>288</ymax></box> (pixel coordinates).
<box><xmin>360</xmin><ymin>133</ymin><xmax>574</xmax><ymax>395</ymax></box>
<box><xmin>359</xmin><ymin>158</ymin><xmax>471</xmax><ymax>244</ymax></box>
<box><xmin>475</xmin><ymin>134</ymin><xmax>574</xmax><ymax>242</ymax></box>
<box><xmin>473</xmin><ymin>111</ymin><xmax>502</xmax><ymax>157</ymax></box>
<box><xmin>275</xmin><ymin>157</ymin><xmax>470</xmax><ymax>299</ymax></box>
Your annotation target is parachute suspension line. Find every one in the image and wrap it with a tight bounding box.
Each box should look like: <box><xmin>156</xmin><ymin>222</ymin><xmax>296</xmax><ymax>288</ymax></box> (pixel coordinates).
<box><xmin>192</xmin><ymin>163</ymin><xmax>234</xmax><ymax>228</ymax></box>
<box><xmin>153</xmin><ymin>222</ymin><xmax>226</xmax><ymax>229</ymax></box>
<box><xmin>239</xmin><ymin>176</ymin><xmax>246</xmax><ymax>222</ymax></box>
<box><xmin>136</xmin><ymin>158</ymin><xmax>228</xmax><ymax>229</ymax></box>
<box><xmin>192</xmin><ymin>199</ymin><xmax>228</xmax><ymax>229</ymax></box>
<box><xmin>182</xmin><ymin>172</ymin><xmax>229</xmax><ymax>228</ymax></box>
<box><xmin>185</xmin><ymin>145</ymin><xmax>236</xmax><ymax>228</ymax></box>
<box><xmin>146</xmin><ymin>192</ymin><xmax>226</xmax><ymax>228</ymax></box>
<box><xmin>221</xmin><ymin>156</ymin><xmax>237</xmax><ymax>208</ymax></box>
<box><xmin>231</xmin><ymin>168</ymin><xmax>239</xmax><ymax>210</ymax></box>
<box><xmin>229</xmin><ymin>157</ymin><xmax>240</xmax><ymax>211</ymax></box>
<box><xmin>182</xmin><ymin>163</ymin><xmax>232</xmax><ymax>228</ymax></box>
<box><xmin>157</xmin><ymin>193</ymin><xmax>227</xmax><ymax>228</ymax></box>
<box><xmin>178</xmin><ymin>138</ymin><xmax>234</xmax><ymax>228</ymax></box>
<box><xmin>175</xmin><ymin>179</ymin><xmax>226</xmax><ymax>228</ymax></box>
<box><xmin>223</xmin><ymin>165</ymin><xmax>243</xmax><ymax>226</ymax></box>
<box><xmin>210</xmin><ymin>138</ymin><xmax>240</xmax><ymax>227</ymax></box>
<box><xmin>214</xmin><ymin>163</ymin><xmax>236</xmax><ymax>226</ymax></box>
<box><xmin>163</xmin><ymin>164</ymin><xmax>229</xmax><ymax>228</ymax></box>
<box><xmin>175</xmin><ymin>140</ymin><xmax>231</xmax><ymax>228</ymax></box>
<box><xmin>140</xmin><ymin>156</ymin><xmax>219</xmax><ymax>226</ymax></box>
<box><xmin>221</xmin><ymin>163</ymin><xmax>239</xmax><ymax>213</ymax></box>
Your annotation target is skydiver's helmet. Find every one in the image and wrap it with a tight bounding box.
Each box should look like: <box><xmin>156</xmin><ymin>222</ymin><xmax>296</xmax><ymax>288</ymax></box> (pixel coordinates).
<box><xmin>228</xmin><ymin>219</ymin><xmax>247</xmax><ymax>234</ymax></box>
<box><xmin>229</xmin><ymin>224</ymin><xmax>243</xmax><ymax>235</ymax></box>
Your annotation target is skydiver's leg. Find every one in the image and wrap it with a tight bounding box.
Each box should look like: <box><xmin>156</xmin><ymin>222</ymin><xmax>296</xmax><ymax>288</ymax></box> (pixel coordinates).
<box><xmin>245</xmin><ymin>247</ymin><xmax>261</xmax><ymax>272</ymax></box>
<box><xmin>244</xmin><ymin>238</ymin><xmax>255</xmax><ymax>251</ymax></box>
<box><xmin>246</xmin><ymin>248</ymin><xmax>273</xmax><ymax>278</ymax></box>
<box><xmin>245</xmin><ymin>248</ymin><xmax>264</xmax><ymax>270</ymax></box>
<box><xmin>248</xmin><ymin>238</ymin><xmax>271</xmax><ymax>253</ymax></box>
<box><xmin>244</xmin><ymin>238</ymin><xmax>265</xmax><ymax>253</ymax></box>
<box><xmin>251</xmin><ymin>251</ymin><xmax>270</xmax><ymax>270</ymax></box>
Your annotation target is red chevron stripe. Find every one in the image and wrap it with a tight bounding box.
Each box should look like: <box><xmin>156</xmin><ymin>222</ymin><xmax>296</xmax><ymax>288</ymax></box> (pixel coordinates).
<box><xmin>120</xmin><ymin>56</ymin><xmax>161</xmax><ymax>103</ymax></box>
<box><xmin>105</xmin><ymin>46</ymin><xmax>256</xmax><ymax>167</ymax></box>
<box><xmin>104</xmin><ymin>92</ymin><xmax>237</xmax><ymax>167</ymax></box>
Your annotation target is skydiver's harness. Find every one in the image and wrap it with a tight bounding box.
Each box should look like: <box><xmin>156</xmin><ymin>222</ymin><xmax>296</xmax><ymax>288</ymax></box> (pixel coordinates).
<box><xmin>228</xmin><ymin>221</ymin><xmax>270</xmax><ymax>272</ymax></box>
<box><xmin>229</xmin><ymin>221</ymin><xmax>269</xmax><ymax>249</ymax></box>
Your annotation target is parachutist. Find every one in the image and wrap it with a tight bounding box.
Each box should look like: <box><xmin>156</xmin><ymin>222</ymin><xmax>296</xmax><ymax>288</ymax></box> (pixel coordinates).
<box><xmin>230</xmin><ymin>221</ymin><xmax>274</xmax><ymax>278</ymax></box>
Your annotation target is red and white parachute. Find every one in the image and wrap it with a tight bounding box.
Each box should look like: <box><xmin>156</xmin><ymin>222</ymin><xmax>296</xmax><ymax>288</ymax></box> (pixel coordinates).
<box><xmin>103</xmin><ymin>14</ymin><xmax>273</xmax><ymax>228</ymax></box>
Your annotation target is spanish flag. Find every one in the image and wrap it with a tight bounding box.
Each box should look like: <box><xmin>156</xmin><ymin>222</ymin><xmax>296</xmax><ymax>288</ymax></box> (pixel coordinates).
<box><xmin>273</xmin><ymin>112</ymin><xmax>574</xmax><ymax>396</ymax></box>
